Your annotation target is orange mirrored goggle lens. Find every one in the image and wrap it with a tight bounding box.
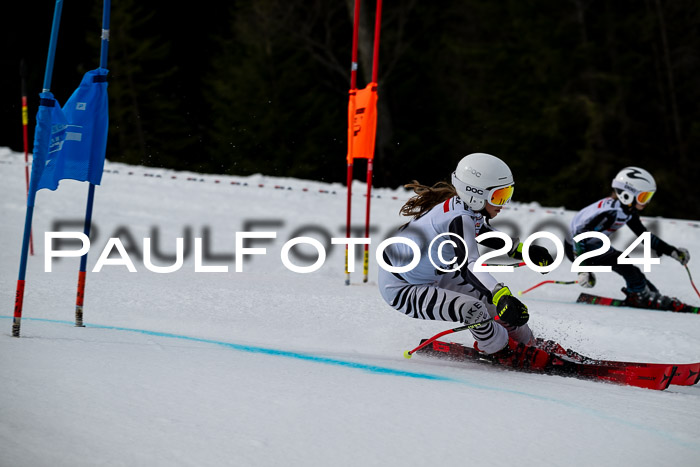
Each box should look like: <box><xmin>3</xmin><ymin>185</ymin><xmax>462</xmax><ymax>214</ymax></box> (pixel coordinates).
<box><xmin>489</xmin><ymin>185</ymin><xmax>514</xmax><ymax>206</ymax></box>
<box><xmin>636</xmin><ymin>191</ymin><xmax>654</xmax><ymax>204</ymax></box>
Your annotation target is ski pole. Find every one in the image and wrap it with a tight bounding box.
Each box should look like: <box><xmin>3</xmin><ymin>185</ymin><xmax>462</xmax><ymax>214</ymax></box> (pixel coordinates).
<box><xmin>518</xmin><ymin>280</ymin><xmax>578</xmax><ymax>296</ymax></box>
<box><xmin>482</xmin><ymin>261</ymin><xmax>527</xmax><ymax>268</ymax></box>
<box><xmin>685</xmin><ymin>265</ymin><xmax>700</xmax><ymax>301</ymax></box>
<box><xmin>404</xmin><ymin>316</ymin><xmax>498</xmax><ymax>359</ymax></box>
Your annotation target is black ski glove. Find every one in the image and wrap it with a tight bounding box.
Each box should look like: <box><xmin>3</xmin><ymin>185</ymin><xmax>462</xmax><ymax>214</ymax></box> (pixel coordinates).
<box><xmin>528</xmin><ymin>244</ymin><xmax>554</xmax><ymax>268</ymax></box>
<box><xmin>509</xmin><ymin>242</ymin><xmax>554</xmax><ymax>270</ymax></box>
<box><xmin>493</xmin><ymin>286</ymin><xmax>529</xmax><ymax>327</ymax></box>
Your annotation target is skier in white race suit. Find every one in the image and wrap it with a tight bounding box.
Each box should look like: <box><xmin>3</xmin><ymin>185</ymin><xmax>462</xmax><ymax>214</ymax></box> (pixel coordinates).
<box><xmin>565</xmin><ymin>166</ymin><xmax>691</xmax><ymax>310</ymax></box>
<box><xmin>378</xmin><ymin>153</ymin><xmax>554</xmax><ymax>357</ymax></box>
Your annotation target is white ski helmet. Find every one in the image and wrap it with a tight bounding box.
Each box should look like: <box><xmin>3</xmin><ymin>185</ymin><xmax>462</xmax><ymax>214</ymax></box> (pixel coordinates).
<box><xmin>611</xmin><ymin>167</ymin><xmax>656</xmax><ymax>206</ymax></box>
<box><xmin>451</xmin><ymin>153</ymin><xmax>514</xmax><ymax>211</ymax></box>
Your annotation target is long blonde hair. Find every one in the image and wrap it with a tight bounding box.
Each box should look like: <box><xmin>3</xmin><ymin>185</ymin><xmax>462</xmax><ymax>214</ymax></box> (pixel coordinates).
<box><xmin>400</xmin><ymin>180</ymin><xmax>457</xmax><ymax>219</ymax></box>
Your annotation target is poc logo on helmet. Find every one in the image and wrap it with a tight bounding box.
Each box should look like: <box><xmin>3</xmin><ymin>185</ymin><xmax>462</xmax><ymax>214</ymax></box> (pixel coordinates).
<box><xmin>465</xmin><ymin>167</ymin><xmax>482</xmax><ymax>177</ymax></box>
<box><xmin>464</xmin><ymin>185</ymin><xmax>484</xmax><ymax>195</ymax></box>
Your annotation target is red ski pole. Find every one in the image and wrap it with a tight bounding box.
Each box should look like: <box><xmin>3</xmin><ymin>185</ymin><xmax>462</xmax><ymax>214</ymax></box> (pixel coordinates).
<box><xmin>518</xmin><ymin>280</ymin><xmax>578</xmax><ymax>296</ymax></box>
<box><xmin>404</xmin><ymin>316</ymin><xmax>498</xmax><ymax>359</ymax></box>
<box><xmin>482</xmin><ymin>261</ymin><xmax>527</xmax><ymax>268</ymax></box>
<box><xmin>685</xmin><ymin>265</ymin><xmax>700</xmax><ymax>301</ymax></box>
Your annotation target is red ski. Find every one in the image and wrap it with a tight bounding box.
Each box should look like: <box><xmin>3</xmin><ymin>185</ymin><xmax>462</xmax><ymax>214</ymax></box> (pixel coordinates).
<box><xmin>416</xmin><ymin>339</ymin><xmax>678</xmax><ymax>391</ymax></box>
<box><xmin>533</xmin><ymin>338</ymin><xmax>700</xmax><ymax>387</ymax></box>
<box><xmin>574</xmin><ymin>357</ymin><xmax>700</xmax><ymax>386</ymax></box>
<box><xmin>577</xmin><ymin>292</ymin><xmax>699</xmax><ymax>314</ymax></box>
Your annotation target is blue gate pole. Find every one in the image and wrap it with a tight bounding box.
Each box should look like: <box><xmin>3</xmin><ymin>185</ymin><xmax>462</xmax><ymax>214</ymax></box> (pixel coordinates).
<box><xmin>13</xmin><ymin>0</ymin><xmax>64</xmax><ymax>337</ymax></box>
<box><xmin>76</xmin><ymin>0</ymin><xmax>110</xmax><ymax>327</ymax></box>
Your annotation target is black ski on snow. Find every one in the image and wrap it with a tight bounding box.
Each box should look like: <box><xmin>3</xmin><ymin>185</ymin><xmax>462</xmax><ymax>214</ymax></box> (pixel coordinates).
<box><xmin>576</xmin><ymin>293</ymin><xmax>700</xmax><ymax>314</ymax></box>
<box><xmin>415</xmin><ymin>339</ymin><xmax>690</xmax><ymax>391</ymax></box>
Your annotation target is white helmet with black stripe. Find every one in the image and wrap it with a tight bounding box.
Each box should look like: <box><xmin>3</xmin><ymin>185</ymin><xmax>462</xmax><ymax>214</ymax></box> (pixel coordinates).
<box><xmin>611</xmin><ymin>167</ymin><xmax>656</xmax><ymax>206</ymax></box>
<box><xmin>451</xmin><ymin>153</ymin><xmax>514</xmax><ymax>211</ymax></box>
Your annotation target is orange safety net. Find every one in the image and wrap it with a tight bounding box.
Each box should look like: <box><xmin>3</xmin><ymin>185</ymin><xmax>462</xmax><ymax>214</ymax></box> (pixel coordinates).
<box><xmin>346</xmin><ymin>82</ymin><xmax>378</xmax><ymax>163</ymax></box>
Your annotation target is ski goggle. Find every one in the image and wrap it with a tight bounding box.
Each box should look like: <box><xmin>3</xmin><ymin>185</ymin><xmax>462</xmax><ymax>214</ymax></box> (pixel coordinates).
<box><xmin>452</xmin><ymin>173</ymin><xmax>515</xmax><ymax>207</ymax></box>
<box><xmin>636</xmin><ymin>190</ymin><xmax>654</xmax><ymax>205</ymax></box>
<box><xmin>489</xmin><ymin>184</ymin><xmax>515</xmax><ymax>206</ymax></box>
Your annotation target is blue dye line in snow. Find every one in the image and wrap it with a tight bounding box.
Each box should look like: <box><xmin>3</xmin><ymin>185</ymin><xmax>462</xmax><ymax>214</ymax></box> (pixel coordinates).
<box><xmin>95</xmin><ymin>323</ymin><xmax>457</xmax><ymax>381</ymax></box>
<box><xmin>2</xmin><ymin>314</ymin><xmax>700</xmax><ymax>452</ymax></box>
<box><xmin>2</xmin><ymin>315</ymin><xmax>455</xmax><ymax>382</ymax></box>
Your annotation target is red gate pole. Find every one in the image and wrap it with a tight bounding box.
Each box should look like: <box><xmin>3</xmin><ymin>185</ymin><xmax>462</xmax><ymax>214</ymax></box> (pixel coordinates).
<box><xmin>20</xmin><ymin>60</ymin><xmax>34</xmax><ymax>256</ymax></box>
<box><xmin>362</xmin><ymin>0</ymin><xmax>382</xmax><ymax>283</ymax></box>
<box><xmin>345</xmin><ymin>0</ymin><xmax>361</xmax><ymax>285</ymax></box>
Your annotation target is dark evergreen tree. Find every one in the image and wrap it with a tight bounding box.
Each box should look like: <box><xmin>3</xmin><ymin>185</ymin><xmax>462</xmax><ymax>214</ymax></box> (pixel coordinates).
<box><xmin>102</xmin><ymin>0</ymin><xmax>187</xmax><ymax>169</ymax></box>
<box><xmin>202</xmin><ymin>0</ymin><xmax>349</xmax><ymax>179</ymax></box>
<box><xmin>3</xmin><ymin>0</ymin><xmax>699</xmax><ymax>218</ymax></box>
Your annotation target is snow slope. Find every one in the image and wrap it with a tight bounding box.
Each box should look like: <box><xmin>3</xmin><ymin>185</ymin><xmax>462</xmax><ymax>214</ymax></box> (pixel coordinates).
<box><xmin>1</xmin><ymin>147</ymin><xmax>699</xmax><ymax>467</ymax></box>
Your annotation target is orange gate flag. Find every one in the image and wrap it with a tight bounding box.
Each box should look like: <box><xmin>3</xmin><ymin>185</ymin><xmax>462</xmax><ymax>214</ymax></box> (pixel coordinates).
<box><xmin>347</xmin><ymin>82</ymin><xmax>378</xmax><ymax>163</ymax></box>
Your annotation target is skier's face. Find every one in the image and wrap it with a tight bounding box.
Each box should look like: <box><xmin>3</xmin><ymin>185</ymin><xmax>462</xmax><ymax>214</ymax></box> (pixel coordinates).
<box><xmin>485</xmin><ymin>203</ymin><xmax>502</xmax><ymax>218</ymax></box>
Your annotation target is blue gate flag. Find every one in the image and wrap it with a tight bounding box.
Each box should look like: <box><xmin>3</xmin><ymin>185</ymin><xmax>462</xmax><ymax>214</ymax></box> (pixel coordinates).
<box><xmin>34</xmin><ymin>68</ymin><xmax>109</xmax><ymax>192</ymax></box>
<box><xmin>28</xmin><ymin>91</ymin><xmax>65</xmax><ymax>199</ymax></box>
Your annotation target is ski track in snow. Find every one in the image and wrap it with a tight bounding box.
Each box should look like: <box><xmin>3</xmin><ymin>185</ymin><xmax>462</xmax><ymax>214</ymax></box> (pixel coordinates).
<box><xmin>1</xmin><ymin>147</ymin><xmax>700</xmax><ymax>466</ymax></box>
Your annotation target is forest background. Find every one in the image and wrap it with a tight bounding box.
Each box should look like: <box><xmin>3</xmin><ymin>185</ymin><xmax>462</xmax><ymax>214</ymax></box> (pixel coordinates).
<box><xmin>2</xmin><ymin>0</ymin><xmax>699</xmax><ymax>219</ymax></box>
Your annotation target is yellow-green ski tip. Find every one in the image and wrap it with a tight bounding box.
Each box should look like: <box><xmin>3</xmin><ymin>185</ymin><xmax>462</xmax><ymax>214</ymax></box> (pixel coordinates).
<box><xmin>404</xmin><ymin>350</ymin><xmax>412</xmax><ymax>359</ymax></box>
<box><xmin>517</xmin><ymin>291</ymin><xmax>523</xmax><ymax>296</ymax></box>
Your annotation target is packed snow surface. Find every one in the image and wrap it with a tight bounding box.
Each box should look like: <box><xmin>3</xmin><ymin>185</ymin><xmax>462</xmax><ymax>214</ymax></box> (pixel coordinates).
<box><xmin>1</xmin><ymin>147</ymin><xmax>699</xmax><ymax>466</ymax></box>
